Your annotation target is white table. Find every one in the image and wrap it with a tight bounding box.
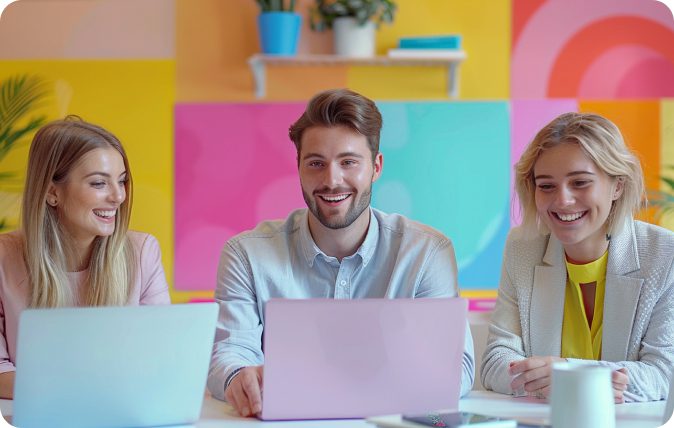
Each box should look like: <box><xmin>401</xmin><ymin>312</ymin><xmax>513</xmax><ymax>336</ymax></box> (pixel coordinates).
<box><xmin>1</xmin><ymin>390</ymin><xmax>666</xmax><ymax>427</ymax></box>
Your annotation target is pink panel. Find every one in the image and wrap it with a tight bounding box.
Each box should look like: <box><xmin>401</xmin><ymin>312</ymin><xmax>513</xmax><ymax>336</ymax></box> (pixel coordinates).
<box><xmin>617</xmin><ymin>57</ymin><xmax>674</xmax><ymax>97</ymax></box>
<box><xmin>174</xmin><ymin>104</ymin><xmax>306</xmax><ymax>291</ymax></box>
<box><xmin>578</xmin><ymin>45</ymin><xmax>666</xmax><ymax>98</ymax></box>
<box><xmin>512</xmin><ymin>0</ymin><xmax>674</xmax><ymax>98</ymax></box>
<box><xmin>468</xmin><ymin>299</ymin><xmax>496</xmax><ymax>312</ymax></box>
<box><xmin>510</xmin><ymin>99</ymin><xmax>578</xmax><ymax>226</ymax></box>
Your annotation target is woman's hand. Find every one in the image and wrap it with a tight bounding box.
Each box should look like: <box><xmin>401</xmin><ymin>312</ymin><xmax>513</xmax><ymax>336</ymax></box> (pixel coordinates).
<box><xmin>510</xmin><ymin>358</ymin><xmax>629</xmax><ymax>403</ymax></box>
<box><xmin>509</xmin><ymin>356</ymin><xmax>566</xmax><ymax>398</ymax></box>
<box><xmin>612</xmin><ymin>367</ymin><xmax>629</xmax><ymax>404</ymax></box>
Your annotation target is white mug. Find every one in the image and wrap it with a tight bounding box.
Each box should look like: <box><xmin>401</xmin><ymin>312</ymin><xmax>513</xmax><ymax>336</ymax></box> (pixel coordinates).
<box><xmin>550</xmin><ymin>362</ymin><xmax>615</xmax><ymax>428</ymax></box>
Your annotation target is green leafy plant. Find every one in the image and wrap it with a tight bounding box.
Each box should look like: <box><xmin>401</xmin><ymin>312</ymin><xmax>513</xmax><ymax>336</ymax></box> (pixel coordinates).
<box><xmin>255</xmin><ymin>0</ymin><xmax>296</xmax><ymax>12</ymax></box>
<box><xmin>650</xmin><ymin>166</ymin><xmax>674</xmax><ymax>221</ymax></box>
<box><xmin>310</xmin><ymin>0</ymin><xmax>396</xmax><ymax>31</ymax></box>
<box><xmin>0</xmin><ymin>74</ymin><xmax>49</xmax><ymax>231</ymax></box>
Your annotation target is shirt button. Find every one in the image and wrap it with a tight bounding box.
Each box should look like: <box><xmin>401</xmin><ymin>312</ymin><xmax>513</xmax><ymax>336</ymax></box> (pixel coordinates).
<box><xmin>340</xmin><ymin>280</ymin><xmax>347</xmax><ymax>286</ymax></box>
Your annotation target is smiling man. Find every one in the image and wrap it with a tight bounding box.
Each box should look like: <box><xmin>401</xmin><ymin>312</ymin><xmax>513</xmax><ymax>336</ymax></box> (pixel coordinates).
<box><xmin>207</xmin><ymin>89</ymin><xmax>474</xmax><ymax>417</ymax></box>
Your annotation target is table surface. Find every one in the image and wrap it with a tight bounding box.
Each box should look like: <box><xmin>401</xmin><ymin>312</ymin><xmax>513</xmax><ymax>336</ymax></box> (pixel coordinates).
<box><xmin>0</xmin><ymin>390</ymin><xmax>667</xmax><ymax>428</ymax></box>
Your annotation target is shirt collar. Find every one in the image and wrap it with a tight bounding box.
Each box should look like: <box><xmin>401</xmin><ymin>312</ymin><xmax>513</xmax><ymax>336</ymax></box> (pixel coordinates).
<box><xmin>299</xmin><ymin>210</ymin><xmax>321</xmax><ymax>267</ymax></box>
<box><xmin>298</xmin><ymin>208</ymin><xmax>379</xmax><ymax>267</ymax></box>
<box><xmin>356</xmin><ymin>208</ymin><xmax>378</xmax><ymax>267</ymax></box>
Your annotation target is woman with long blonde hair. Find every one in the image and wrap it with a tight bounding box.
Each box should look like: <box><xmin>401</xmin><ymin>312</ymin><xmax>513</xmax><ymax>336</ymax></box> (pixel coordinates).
<box><xmin>0</xmin><ymin>117</ymin><xmax>170</xmax><ymax>398</ymax></box>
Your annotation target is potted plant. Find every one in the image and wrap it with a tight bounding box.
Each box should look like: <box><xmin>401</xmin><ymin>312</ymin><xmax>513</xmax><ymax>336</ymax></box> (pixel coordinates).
<box><xmin>310</xmin><ymin>0</ymin><xmax>396</xmax><ymax>57</ymax></box>
<box><xmin>255</xmin><ymin>0</ymin><xmax>301</xmax><ymax>55</ymax></box>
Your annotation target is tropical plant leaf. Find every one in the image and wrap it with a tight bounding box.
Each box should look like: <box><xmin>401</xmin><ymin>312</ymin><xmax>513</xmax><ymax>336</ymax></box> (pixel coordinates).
<box><xmin>0</xmin><ymin>75</ymin><xmax>48</xmax><ymax>134</ymax></box>
<box><xmin>0</xmin><ymin>74</ymin><xmax>50</xmax><ymax>229</ymax></box>
<box><xmin>662</xmin><ymin>176</ymin><xmax>674</xmax><ymax>192</ymax></box>
<box><xmin>0</xmin><ymin>115</ymin><xmax>46</xmax><ymax>162</ymax></box>
<box><xmin>0</xmin><ymin>75</ymin><xmax>48</xmax><ymax>168</ymax></box>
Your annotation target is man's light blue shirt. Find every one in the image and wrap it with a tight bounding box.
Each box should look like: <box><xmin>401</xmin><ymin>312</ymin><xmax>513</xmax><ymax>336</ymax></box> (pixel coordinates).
<box><xmin>207</xmin><ymin>208</ymin><xmax>475</xmax><ymax>400</ymax></box>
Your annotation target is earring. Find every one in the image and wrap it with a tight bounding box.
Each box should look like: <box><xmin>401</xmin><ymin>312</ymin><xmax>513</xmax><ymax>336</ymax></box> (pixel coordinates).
<box><xmin>47</xmin><ymin>198</ymin><xmax>57</xmax><ymax>207</ymax></box>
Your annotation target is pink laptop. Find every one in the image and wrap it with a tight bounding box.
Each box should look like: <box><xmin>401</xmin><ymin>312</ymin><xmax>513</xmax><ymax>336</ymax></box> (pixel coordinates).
<box><xmin>260</xmin><ymin>298</ymin><xmax>467</xmax><ymax>420</ymax></box>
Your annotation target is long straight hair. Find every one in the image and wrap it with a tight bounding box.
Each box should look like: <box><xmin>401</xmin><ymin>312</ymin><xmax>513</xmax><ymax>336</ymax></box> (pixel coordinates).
<box><xmin>21</xmin><ymin>117</ymin><xmax>135</xmax><ymax>308</ymax></box>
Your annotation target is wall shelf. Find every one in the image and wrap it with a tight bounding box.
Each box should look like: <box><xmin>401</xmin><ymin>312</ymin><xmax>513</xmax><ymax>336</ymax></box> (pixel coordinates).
<box><xmin>248</xmin><ymin>52</ymin><xmax>467</xmax><ymax>99</ymax></box>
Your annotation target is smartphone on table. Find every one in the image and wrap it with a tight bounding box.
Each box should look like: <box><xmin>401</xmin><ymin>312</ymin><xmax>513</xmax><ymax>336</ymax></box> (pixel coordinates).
<box><xmin>401</xmin><ymin>411</ymin><xmax>516</xmax><ymax>428</ymax></box>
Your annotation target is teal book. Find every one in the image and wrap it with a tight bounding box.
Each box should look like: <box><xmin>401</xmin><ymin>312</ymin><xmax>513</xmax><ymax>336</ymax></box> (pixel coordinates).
<box><xmin>398</xmin><ymin>35</ymin><xmax>462</xmax><ymax>49</ymax></box>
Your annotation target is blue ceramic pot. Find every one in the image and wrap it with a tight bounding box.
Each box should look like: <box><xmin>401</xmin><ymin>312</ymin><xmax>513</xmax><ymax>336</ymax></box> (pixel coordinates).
<box><xmin>258</xmin><ymin>12</ymin><xmax>301</xmax><ymax>55</ymax></box>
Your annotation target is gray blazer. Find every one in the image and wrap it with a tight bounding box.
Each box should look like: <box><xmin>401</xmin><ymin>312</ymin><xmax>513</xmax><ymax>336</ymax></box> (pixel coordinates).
<box><xmin>481</xmin><ymin>220</ymin><xmax>674</xmax><ymax>402</ymax></box>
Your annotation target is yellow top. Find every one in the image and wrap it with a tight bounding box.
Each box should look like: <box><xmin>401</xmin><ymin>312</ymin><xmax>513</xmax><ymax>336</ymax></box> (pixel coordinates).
<box><xmin>561</xmin><ymin>251</ymin><xmax>609</xmax><ymax>360</ymax></box>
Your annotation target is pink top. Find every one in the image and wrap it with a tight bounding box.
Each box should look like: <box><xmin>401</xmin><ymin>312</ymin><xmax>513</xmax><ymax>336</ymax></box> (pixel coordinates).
<box><xmin>0</xmin><ymin>230</ymin><xmax>171</xmax><ymax>373</ymax></box>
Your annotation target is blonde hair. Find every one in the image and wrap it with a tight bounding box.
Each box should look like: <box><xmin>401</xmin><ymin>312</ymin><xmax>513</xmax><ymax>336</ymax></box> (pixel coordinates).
<box><xmin>514</xmin><ymin>112</ymin><xmax>645</xmax><ymax>238</ymax></box>
<box><xmin>21</xmin><ymin>116</ymin><xmax>135</xmax><ymax>308</ymax></box>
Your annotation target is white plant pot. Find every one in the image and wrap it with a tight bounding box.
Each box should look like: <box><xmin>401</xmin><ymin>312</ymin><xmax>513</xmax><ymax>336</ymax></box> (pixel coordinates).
<box><xmin>333</xmin><ymin>17</ymin><xmax>376</xmax><ymax>57</ymax></box>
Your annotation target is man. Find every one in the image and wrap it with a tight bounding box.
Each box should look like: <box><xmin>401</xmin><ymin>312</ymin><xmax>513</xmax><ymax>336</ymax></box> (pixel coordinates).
<box><xmin>207</xmin><ymin>88</ymin><xmax>474</xmax><ymax>417</ymax></box>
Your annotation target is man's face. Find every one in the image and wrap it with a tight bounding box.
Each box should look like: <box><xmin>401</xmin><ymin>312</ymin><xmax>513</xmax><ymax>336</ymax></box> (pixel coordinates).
<box><xmin>298</xmin><ymin>125</ymin><xmax>382</xmax><ymax>230</ymax></box>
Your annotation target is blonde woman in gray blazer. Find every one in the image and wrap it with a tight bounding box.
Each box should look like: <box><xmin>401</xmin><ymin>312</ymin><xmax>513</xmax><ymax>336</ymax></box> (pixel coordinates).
<box><xmin>481</xmin><ymin>112</ymin><xmax>674</xmax><ymax>403</ymax></box>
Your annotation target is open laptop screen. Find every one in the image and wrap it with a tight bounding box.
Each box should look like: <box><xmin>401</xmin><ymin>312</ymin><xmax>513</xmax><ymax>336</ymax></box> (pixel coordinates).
<box><xmin>13</xmin><ymin>303</ymin><xmax>218</xmax><ymax>428</ymax></box>
<box><xmin>261</xmin><ymin>298</ymin><xmax>468</xmax><ymax>420</ymax></box>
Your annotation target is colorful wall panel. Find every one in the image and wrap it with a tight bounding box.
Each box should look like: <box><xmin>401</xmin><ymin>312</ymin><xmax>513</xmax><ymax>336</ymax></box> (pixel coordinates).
<box><xmin>174</xmin><ymin>103</ymin><xmax>306</xmax><ymax>291</ymax></box>
<box><xmin>374</xmin><ymin>102</ymin><xmax>510</xmax><ymax>288</ymax></box>
<box><xmin>175</xmin><ymin>102</ymin><xmax>510</xmax><ymax>292</ymax></box>
<box><xmin>662</xmin><ymin>99</ymin><xmax>674</xmax><ymax>231</ymax></box>
<box><xmin>510</xmin><ymin>99</ymin><xmax>579</xmax><ymax>225</ymax></box>
<box><xmin>512</xmin><ymin>0</ymin><xmax>674</xmax><ymax>99</ymax></box>
<box><xmin>0</xmin><ymin>60</ymin><xmax>176</xmax><ymax>286</ymax></box>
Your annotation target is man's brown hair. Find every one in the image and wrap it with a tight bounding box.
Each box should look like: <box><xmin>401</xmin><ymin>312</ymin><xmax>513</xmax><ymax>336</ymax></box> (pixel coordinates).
<box><xmin>289</xmin><ymin>88</ymin><xmax>382</xmax><ymax>162</ymax></box>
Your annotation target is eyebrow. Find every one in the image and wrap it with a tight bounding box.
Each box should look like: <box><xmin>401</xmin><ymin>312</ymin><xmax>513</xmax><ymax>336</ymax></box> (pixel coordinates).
<box><xmin>84</xmin><ymin>171</ymin><xmax>127</xmax><ymax>179</ymax></box>
<box><xmin>302</xmin><ymin>151</ymin><xmax>365</xmax><ymax>161</ymax></box>
<box><xmin>534</xmin><ymin>171</ymin><xmax>596</xmax><ymax>180</ymax></box>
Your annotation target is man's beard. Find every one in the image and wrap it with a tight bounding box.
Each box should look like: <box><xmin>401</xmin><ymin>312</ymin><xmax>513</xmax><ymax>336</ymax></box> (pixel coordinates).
<box><xmin>303</xmin><ymin>185</ymin><xmax>372</xmax><ymax>230</ymax></box>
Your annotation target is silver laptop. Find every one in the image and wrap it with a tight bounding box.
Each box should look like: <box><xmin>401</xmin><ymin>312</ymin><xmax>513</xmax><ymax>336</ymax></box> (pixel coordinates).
<box><xmin>260</xmin><ymin>298</ymin><xmax>468</xmax><ymax>420</ymax></box>
<box><xmin>13</xmin><ymin>303</ymin><xmax>218</xmax><ymax>428</ymax></box>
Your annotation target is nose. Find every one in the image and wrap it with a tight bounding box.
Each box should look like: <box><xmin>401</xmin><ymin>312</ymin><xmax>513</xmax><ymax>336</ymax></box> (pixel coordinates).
<box><xmin>324</xmin><ymin>162</ymin><xmax>343</xmax><ymax>188</ymax></box>
<box><xmin>109</xmin><ymin>183</ymin><xmax>125</xmax><ymax>205</ymax></box>
<box><xmin>555</xmin><ymin>185</ymin><xmax>575</xmax><ymax>207</ymax></box>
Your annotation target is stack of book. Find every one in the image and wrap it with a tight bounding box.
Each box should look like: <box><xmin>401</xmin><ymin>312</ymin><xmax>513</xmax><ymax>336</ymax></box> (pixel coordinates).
<box><xmin>387</xmin><ymin>34</ymin><xmax>463</xmax><ymax>59</ymax></box>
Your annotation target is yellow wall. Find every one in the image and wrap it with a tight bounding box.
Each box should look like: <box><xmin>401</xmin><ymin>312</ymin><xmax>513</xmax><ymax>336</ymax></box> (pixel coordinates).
<box><xmin>176</xmin><ymin>0</ymin><xmax>510</xmax><ymax>101</ymax></box>
<box><xmin>0</xmin><ymin>60</ymin><xmax>176</xmax><ymax>285</ymax></box>
<box><xmin>359</xmin><ymin>0</ymin><xmax>511</xmax><ymax>99</ymax></box>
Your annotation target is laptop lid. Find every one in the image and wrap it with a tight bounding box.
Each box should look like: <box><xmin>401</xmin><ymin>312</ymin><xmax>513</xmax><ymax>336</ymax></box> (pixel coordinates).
<box><xmin>13</xmin><ymin>303</ymin><xmax>218</xmax><ymax>428</ymax></box>
<box><xmin>261</xmin><ymin>298</ymin><xmax>467</xmax><ymax>420</ymax></box>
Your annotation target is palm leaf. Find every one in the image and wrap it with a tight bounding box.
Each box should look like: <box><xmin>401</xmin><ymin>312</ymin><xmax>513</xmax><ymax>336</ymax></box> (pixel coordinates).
<box><xmin>662</xmin><ymin>176</ymin><xmax>674</xmax><ymax>192</ymax></box>
<box><xmin>0</xmin><ymin>74</ymin><xmax>50</xmax><ymax>232</ymax></box>
<box><xmin>0</xmin><ymin>115</ymin><xmax>46</xmax><ymax>161</ymax></box>
<box><xmin>0</xmin><ymin>75</ymin><xmax>48</xmax><ymax>166</ymax></box>
<box><xmin>0</xmin><ymin>75</ymin><xmax>48</xmax><ymax>127</ymax></box>
<box><xmin>649</xmin><ymin>167</ymin><xmax>674</xmax><ymax>220</ymax></box>
<box><xmin>0</xmin><ymin>75</ymin><xmax>48</xmax><ymax>152</ymax></box>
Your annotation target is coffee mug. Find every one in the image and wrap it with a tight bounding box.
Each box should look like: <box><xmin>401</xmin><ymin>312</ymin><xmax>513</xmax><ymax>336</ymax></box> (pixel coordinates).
<box><xmin>550</xmin><ymin>362</ymin><xmax>615</xmax><ymax>428</ymax></box>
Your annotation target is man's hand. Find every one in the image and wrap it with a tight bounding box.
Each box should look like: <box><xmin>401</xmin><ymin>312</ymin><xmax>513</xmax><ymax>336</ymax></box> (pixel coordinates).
<box><xmin>509</xmin><ymin>356</ymin><xmax>566</xmax><ymax>398</ymax></box>
<box><xmin>612</xmin><ymin>367</ymin><xmax>629</xmax><ymax>404</ymax></box>
<box><xmin>225</xmin><ymin>365</ymin><xmax>263</xmax><ymax>417</ymax></box>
